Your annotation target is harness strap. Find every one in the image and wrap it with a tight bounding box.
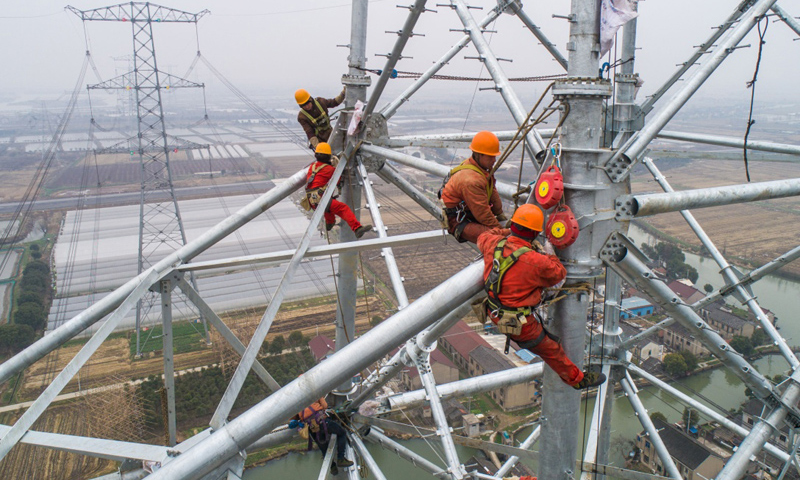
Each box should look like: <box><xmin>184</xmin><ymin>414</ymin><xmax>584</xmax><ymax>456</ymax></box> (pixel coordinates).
<box><xmin>306</xmin><ymin>162</ymin><xmax>327</xmax><ymax>190</ymax></box>
<box><xmin>449</xmin><ymin>162</ymin><xmax>494</xmax><ymax>199</ymax></box>
<box><xmin>300</xmin><ymin>98</ymin><xmax>331</xmax><ymax>136</ymax></box>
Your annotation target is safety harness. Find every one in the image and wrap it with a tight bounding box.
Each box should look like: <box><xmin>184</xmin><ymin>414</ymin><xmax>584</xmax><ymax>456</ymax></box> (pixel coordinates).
<box><xmin>301</xmin><ymin>162</ymin><xmax>329</xmax><ymax>211</ymax></box>
<box><xmin>483</xmin><ymin>238</ymin><xmax>559</xmax><ymax>353</ymax></box>
<box><xmin>439</xmin><ymin>162</ymin><xmax>495</xmax><ymax>242</ymax></box>
<box><xmin>299</xmin><ymin>98</ymin><xmax>331</xmax><ymax>138</ymax></box>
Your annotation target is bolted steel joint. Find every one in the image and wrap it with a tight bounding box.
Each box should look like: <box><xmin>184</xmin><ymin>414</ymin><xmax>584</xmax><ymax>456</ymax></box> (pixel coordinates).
<box><xmin>605</xmin><ymin>153</ymin><xmax>635</xmax><ymax>183</ymax></box>
<box><xmin>552</xmin><ymin>77</ymin><xmax>613</xmax><ymax>99</ymax></box>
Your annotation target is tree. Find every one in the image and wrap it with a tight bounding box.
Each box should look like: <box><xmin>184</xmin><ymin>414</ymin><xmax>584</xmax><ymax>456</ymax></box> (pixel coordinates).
<box><xmin>703</xmin><ymin>283</ymin><xmax>713</xmax><ymax>294</ymax></box>
<box><xmin>663</xmin><ymin>353</ymin><xmax>689</xmax><ymax>376</ymax></box>
<box><xmin>29</xmin><ymin>244</ymin><xmax>39</xmax><ymax>252</ymax></box>
<box><xmin>649</xmin><ymin>411</ymin><xmax>668</xmax><ymax>424</ymax></box>
<box><xmin>23</xmin><ymin>260</ymin><xmax>49</xmax><ymax>275</ymax></box>
<box><xmin>751</xmin><ymin>328</ymin><xmax>768</xmax><ymax>346</ymax></box>
<box><xmin>678</xmin><ymin>350</ymin><xmax>698</xmax><ymax>371</ymax></box>
<box><xmin>17</xmin><ymin>291</ymin><xmax>43</xmax><ymax>307</ymax></box>
<box><xmin>14</xmin><ymin>303</ymin><xmax>46</xmax><ymax>331</ymax></box>
<box><xmin>0</xmin><ymin>324</ymin><xmax>35</xmax><ymax>354</ymax></box>
<box><xmin>269</xmin><ymin>335</ymin><xmax>286</xmax><ymax>355</ymax></box>
<box><xmin>31</xmin><ymin>251</ymin><xmax>41</xmax><ymax>259</ymax></box>
<box><xmin>288</xmin><ymin>330</ymin><xmax>305</xmax><ymax>348</ymax></box>
<box><xmin>730</xmin><ymin>336</ymin><xmax>754</xmax><ymax>356</ymax></box>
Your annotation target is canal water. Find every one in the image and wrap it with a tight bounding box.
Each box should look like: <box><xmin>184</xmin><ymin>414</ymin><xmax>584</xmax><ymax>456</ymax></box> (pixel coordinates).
<box><xmin>245</xmin><ymin>225</ymin><xmax>800</xmax><ymax>478</ymax></box>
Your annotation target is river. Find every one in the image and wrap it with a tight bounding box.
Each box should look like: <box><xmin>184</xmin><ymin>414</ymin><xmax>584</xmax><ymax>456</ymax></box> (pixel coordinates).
<box><xmin>245</xmin><ymin>225</ymin><xmax>800</xmax><ymax>479</ymax></box>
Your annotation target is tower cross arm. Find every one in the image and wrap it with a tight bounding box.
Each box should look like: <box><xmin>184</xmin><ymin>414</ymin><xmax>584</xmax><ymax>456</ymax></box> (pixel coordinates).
<box><xmin>66</xmin><ymin>4</ymin><xmax>209</xmax><ymax>23</ymax></box>
<box><xmin>88</xmin><ymin>72</ymin><xmax>203</xmax><ymax>90</ymax></box>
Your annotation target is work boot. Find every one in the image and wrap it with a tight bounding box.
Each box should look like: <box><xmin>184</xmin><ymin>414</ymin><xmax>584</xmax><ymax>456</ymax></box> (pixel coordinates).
<box><xmin>337</xmin><ymin>458</ymin><xmax>354</xmax><ymax>468</ymax></box>
<box><xmin>354</xmin><ymin>224</ymin><xmax>373</xmax><ymax>239</ymax></box>
<box><xmin>572</xmin><ymin>371</ymin><xmax>606</xmax><ymax>390</ymax></box>
<box><xmin>330</xmin><ymin>462</ymin><xmax>339</xmax><ymax>476</ymax></box>
<box><xmin>326</xmin><ymin>222</ymin><xmax>335</xmax><ymax>231</ymax></box>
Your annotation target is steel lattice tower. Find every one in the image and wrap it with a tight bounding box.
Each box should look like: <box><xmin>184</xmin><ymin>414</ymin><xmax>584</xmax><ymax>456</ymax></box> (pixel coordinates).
<box><xmin>2</xmin><ymin>1</ymin><xmax>800</xmax><ymax>479</ymax></box>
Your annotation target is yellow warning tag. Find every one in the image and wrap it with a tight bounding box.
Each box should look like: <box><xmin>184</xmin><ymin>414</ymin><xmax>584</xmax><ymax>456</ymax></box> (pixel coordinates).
<box><xmin>551</xmin><ymin>221</ymin><xmax>566</xmax><ymax>238</ymax></box>
<box><xmin>538</xmin><ymin>181</ymin><xmax>550</xmax><ymax>198</ymax></box>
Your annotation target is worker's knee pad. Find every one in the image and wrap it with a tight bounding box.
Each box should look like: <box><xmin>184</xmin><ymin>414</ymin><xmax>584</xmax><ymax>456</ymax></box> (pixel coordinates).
<box><xmin>452</xmin><ymin>220</ymin><xmax>470</xmax><ymax>243</ymax></box>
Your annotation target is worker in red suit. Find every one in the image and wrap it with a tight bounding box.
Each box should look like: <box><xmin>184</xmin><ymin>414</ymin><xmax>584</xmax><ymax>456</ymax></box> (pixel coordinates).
<box><xmin>305</xmin><ymin>142</ymin><xmax>372</xmax><ymax>238</ymax></box>
<box><xmin>477</xmin><ymin>204</ymin><xmax>605</xmax><ymax>390</ymax></box>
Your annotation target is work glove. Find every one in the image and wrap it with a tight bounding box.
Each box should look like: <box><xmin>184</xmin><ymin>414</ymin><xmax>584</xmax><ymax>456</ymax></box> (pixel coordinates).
<box><xmin>288</xmin><ymin>419</ymin><xmax>303</xmax><ymax>429</ymax></box>
<box><xmin>495</xmin><ymin>213</ymin><xmax>509</xmax><ymax>227</ymax></box>
<box><xmin>310</xmin><ymin>137</ymin><xmax>320</xmax><ymax>150</ymax></box>
<box><xmin>543</xmin><ymin>240</ymin><xmax>556</xmax><ymax>256</ymax></box>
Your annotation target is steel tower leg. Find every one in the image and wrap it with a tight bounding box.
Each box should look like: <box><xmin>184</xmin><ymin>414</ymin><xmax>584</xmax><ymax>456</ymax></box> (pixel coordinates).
<box><xmin>539</xmin><ymin>0</ymin><xmax>613</xmax><ymax>478</ymax></box>
<box><xmin>160</xmin><ymin>278</ymin><xmax>177</xmax><ymax>446</ymax></box>
<box><xmin>333</xmin><ymin>0</ymin><xmax>370</xmax><ymax>400</ymax></box>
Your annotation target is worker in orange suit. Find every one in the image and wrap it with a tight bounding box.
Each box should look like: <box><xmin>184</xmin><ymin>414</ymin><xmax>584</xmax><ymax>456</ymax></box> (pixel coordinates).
<box><xmin>477</xmin><ymin>204</ymin><xmax>606</xmax><ymax>390</ymax></box>
<box><xmin>305</xmin><ymin>142</ymin><xmax>372</xmax><ymax>238</ymax></box>
<box><xmin>295</xmin><ymin>87</ymin><xmax>345</xmax><ymax>150</ymax></box>
<box><xmin>288</xmin><ymin>395</ymin><xmax>354</xmax><ymax>474</ymax></box>
<box><xmin>439</xmin><ymin>131</ymin><xmax>510</xmax><ymax>243</ymax></box>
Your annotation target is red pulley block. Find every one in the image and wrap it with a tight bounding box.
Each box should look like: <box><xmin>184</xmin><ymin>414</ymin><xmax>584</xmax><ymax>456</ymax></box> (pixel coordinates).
<box><xmin>534</xmin><ymin>165</ymin><xmax>564</xmax><ymax>209</ymax></box>
<box><xmin>546</xmin><ymin>204</ymin><xmax>579</xmax><ymax>249</ymax></box>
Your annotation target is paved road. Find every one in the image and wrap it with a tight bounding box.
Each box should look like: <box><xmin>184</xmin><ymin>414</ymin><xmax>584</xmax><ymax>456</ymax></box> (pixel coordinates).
<box><xmin>0</xmin><ymin>180</ymin><xmax>276</xmax><ymax>214</ymax></box>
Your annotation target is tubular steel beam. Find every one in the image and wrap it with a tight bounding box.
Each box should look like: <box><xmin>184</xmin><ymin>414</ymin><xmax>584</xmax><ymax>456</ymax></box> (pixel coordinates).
<box><xmin>144</xmin><ymin>262</ymin><xmax>485</xmax><ymax>479</ymax></box>
<box><xmin>376</xmin><ymin>164</ymin><xmax>444</xmax><ymax>222</ymax></box>
<box><xmin>356</xmin><ymin>415</ymin><xmax>539</xmax><ymax>462</ymax></box>
<box><xmin>358</xmin><ymin>158</ymin><xmax>410</xmax><ymax>308</ymax></box>
<box><xmin>210</xmin><ymin>158</ymin><xmax>349</xmax><ymax>428</ymax></box>
<box><xmin>581</xmin><ymin>364</ymin><xmax>613</xmax><ymax>480</ymax></box>
<box><xmin>620</xmin><ymin>374</ymin><xmax>682</xmax><ymax>480</ymax></box>
<box><xmin>318</xmin><ymin>436</ymin><xmax>338</xmax><ymax>480</ymax></box>
<box><xmin>351</xmin><ymin>297</ymin><xmax>475</xmax><ymax>408</ymax></box>
<box><xmin>0</xmin><ymin>169</ymin><xmax>306</xmax><ymax>385</ymax></box>
<box><xmin>374</xmin><ymin>129</ymin><xmax>554</xmax><ymax>149</ymax></box>
<box><xmin>412</xmin><ymin>353</ymin><xmax>465</xmax><ymax>479</ymax></box>
<box><xmin>0</xmin><ymin>270</ymin><xmax>158</xmax><ymax>461</ymax></box>
<box><xmin>512</xmin><ymin>6</ymin><xmax>569</xmax><ymax>70</ymax></box>
<box><xmin>360</xmin><ymin>143</ymin><xmax>527</xmax><ymax>202</ymax></box>
<box><xmin>363</xmin><ymin>426</ymin><xmax>447</xmax><ymax>478</ymax></box>
<box><xmin>642</xmin><ymin>157</ymin><xmax>799</xmax><ymax>368</ymax></box>
<box><xmin>626</xmin><ymin>363</ymin><xmax>790</xmax><ymax>462</ymax></box>
<box><xmin>386</xmin><ymin>363</ymin><xmax>543</xmax><ymax>411</ymax></box>
<box><xmin>608</xmin><ymin>0</ymin><xmax>780</xmax><ymax>180</ymax></box>
<box><xmin>771</xmin><ymin>3</ymin><xmax>800</xmax><ymax>37</ymax></box>
<box><xmin>616</xmin><ymin>177</ymin><xmax>800</xmax><ymax>219</ymax></box>
<box><xmin>176</xmin><ymin>277</ymin><xmax>281</xmax><ymax>391</ymax></box>
<box><xmin>451</xmin><ymin>0</ymin><xmax>544</xmax><ymax>159</ymax></box>
<box><xmin>495</xmin><ymin>425</ymin><xmax>540</xmax><ymax>478</ymax></box>
<box><xmin>718</xmin><ymin>376</ymin><xmax>800</xmax><ymax>480</ymax></box>
<box><xmin>378</xmin><ymin>2</ymin><xmax>507</xmax><ymax>119</ymax></box>
<box><xmin>657</xmin><ymin>130</ymin><xmax>800</xmax><ymax>156</ymax></box>
<box><xmin>602</xmin><ymin>232</ymin><xmax>775</xmax><ymax>400</ymax></box>
<box><xmin>638</xmin><ymin>0</ymin><xmax>757</xmax><ymax>116</ymax></box>
<box><xmin>363</xmin><ymin>0</ymin><xmax>427</xmax><ymax>119</ymax></box>
<box><xmin>0</xmin><ymin>424</ymin><xmax>168</xmax><ymax>462</ymax></box>
<box><xmin>350</xmin><ymin>432</ymin><xmax>389</xmax><ymax>480</ymax></box>
<box><xmin>178</xmin><ymin>229</ymin><xmax>445</xmax><ymax>272</ymax></box>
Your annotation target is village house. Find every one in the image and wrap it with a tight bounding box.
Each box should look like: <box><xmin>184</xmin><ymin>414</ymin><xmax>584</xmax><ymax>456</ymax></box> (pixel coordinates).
<box><xmin>636</xmin><ymin>418</ymin><xmax>725</xmax><ymax>480</ymax></box>
<box><xmin>620</xmin><ymin>296</ymin><xmax>655</xmax><ymax>320</ymax></box>
<box><xmin>399</xmin><ymin>349</ymin><xmax>459</xmax><ymax>391</ymax></box>
<box><xmin>468</xmin><ymin>345</ymin><xmax>538</xmax><ymax>411</ymax></box>
<box><xmin>621</xmin><ymin>322</ymin><xmax>663</xmax><ymax>363</ymax></box>
<box><xmin>662</xmin><ymin>323</ymin><xmax>710</xmax><ymax>357</ymax></box>
<box><xmin>667</xmin><ymin>280</ymin><xmax>706</xmax><ymax>305</ymax></box>
<box><xmin>700</xmin><ymin>302</ymin><xmax>756</xmax><ymax>340</ymax></box>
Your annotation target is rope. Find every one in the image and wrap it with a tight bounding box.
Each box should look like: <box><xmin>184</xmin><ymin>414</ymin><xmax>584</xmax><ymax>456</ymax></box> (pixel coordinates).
<box><xmin>743</xmin><ymin>15</ymin><xmax>769</xmax><ymax>182</ymax></box>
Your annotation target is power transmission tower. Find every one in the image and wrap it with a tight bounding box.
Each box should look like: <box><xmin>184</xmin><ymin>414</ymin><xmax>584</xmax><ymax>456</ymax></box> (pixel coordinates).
<box><xmin>68</xmin><ymin>3</ymin><xmax>210</xmax><ymax>358</ymax></box>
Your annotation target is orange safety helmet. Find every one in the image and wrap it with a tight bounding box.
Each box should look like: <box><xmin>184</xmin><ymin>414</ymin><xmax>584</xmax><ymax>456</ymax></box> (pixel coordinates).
<box><xmin>295</xmin><ymin>88</ymin><xmax>311</xmax><ymax>105</ymax></box>
<box><xmin>511</xmin><ymin>204</ymin><xmax>545</xmax><ymax>232</ymax></box>
<box><xmin>315</xmin><ymin>142</ymin><xmax>332</xmax><ymax>155</ymax></box>
<box><xmin>469</xmin><ymin>130</ymin><xmax>501</xmax><ymax>156</ymax></box>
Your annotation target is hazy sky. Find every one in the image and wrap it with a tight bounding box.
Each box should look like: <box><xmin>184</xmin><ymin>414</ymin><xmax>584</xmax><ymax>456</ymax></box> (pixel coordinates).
<box><xmin>1</xmin><ymin>0</ymin><xmax>798</xmax><ymax>113</ymax></box>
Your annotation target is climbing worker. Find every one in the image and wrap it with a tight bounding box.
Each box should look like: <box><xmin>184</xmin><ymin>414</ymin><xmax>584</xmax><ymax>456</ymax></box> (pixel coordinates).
<box><xmin>305</xmin><ymin>142</ymin><xmax>372</xmax><ymax>238</ymax></box>
<box><xmin>439</xmin><ymin>131</ymin><xmax>509</xmax><ymax>243</ymax></box>
<box><xmin>477</xmin><ymin>204</ymin><xmax>606</xmax><ymax>390</ymax></box>
<box><xmin>295</xmin><ymin>87</ymin><xmax>345</xmax><ymax>150</ymax></box>
<box><xmin>288</xmin><ymin>395</ymin><xmax>354</xmax><ymax>474</ymax></box>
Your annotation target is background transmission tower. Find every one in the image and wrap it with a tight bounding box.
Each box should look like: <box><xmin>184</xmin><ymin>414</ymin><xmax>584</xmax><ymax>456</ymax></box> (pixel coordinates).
<box><xmin>68</xmin><ymin>4</ymin><xmax>210</xmax><ymax>357</ymax></box>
